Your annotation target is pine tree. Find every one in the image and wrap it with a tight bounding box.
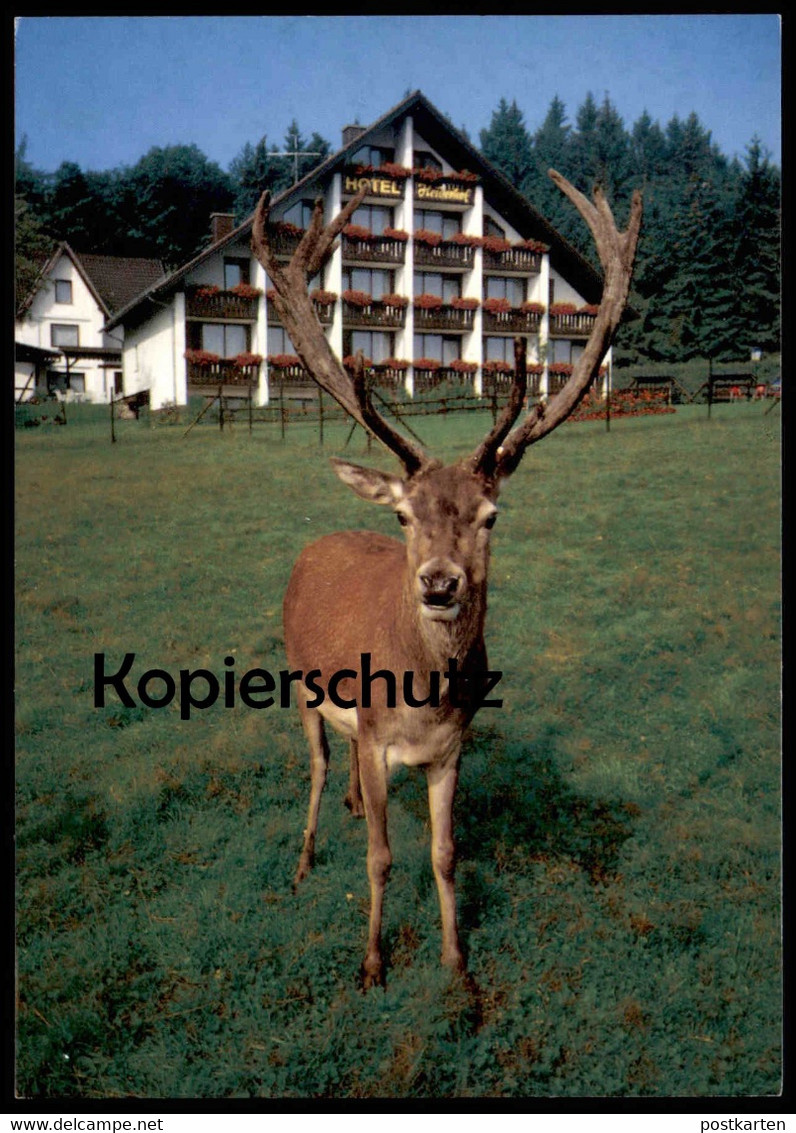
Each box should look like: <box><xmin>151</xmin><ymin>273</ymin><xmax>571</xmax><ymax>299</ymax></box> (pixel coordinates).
<box><xmin>731</xmin><ymin>138</ymin><xmax>780</xmax><ymax>353</ymax></box>
<box><xmin>479</xmin><ymin>98</ymin><xmax>533</xmax><ymax>187</ymax></box>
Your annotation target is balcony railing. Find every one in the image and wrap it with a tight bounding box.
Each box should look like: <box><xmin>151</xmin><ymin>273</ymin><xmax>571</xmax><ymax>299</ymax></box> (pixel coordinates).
<box><xmin>187</xmin><ymin>360</ymin><xmax>261</xmax><ymax>385</ymax></box>
<box><xmin>268</xmin><ymin>298</ymin><xmax>334</xmax><ymax>325</ymax></box>
<box><xmin>413</xmin><ymin>240</ymin><xmax>474</xmax><ymax>270</ymax></box>
<box><xmin>482</xmin><ymin>309</ymin><xmax>542</xmax><ymax>334</ymax></box>
<box><xmin>414</xmin><ymin>305</ymin><xmax>476</xmax><ymax>332</ymax></box>
<box><xmin>482</xmin><ymin>247</ymin><xmax>542</xmax><ymax>274</ymax></box>
<box><xmin>186</xmin><ymin>289</ymin><xmax>259</xmax><ymax>320</ymax></box>
<box><xmin>342</xmin><ymin>299</ymin><xmax>407</xmax><ymax>329</ymax></box>
<box><xmin>342</xmin><ymin>234</ymin><xmax>406</xmax><ymax>264</ymax></box>
<box><xmin>549</xmin><ymin>312</ymin><xmax>597</xmax><ymax>337</ymax></box>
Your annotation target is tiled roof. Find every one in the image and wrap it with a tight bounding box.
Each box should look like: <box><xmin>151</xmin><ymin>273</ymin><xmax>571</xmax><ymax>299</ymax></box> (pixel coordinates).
<box><xmin>78</xmin><ymin>254</ymin><xmax>166</xmax><ymax>314</ymax></box>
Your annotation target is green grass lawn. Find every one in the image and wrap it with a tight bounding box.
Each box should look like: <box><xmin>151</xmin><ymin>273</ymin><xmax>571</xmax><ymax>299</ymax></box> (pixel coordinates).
<box><xmin>15</xmin><ymin>402</ymin><xmax>781</xmax><ymax>1098</ymax></box>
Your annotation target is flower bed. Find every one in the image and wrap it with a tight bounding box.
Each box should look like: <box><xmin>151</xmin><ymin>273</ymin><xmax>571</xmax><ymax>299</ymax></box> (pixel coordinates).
<box><xmin>569</xmin><ymin>387</ymin><xmax>676</xmax><ymax>423</ymax></box>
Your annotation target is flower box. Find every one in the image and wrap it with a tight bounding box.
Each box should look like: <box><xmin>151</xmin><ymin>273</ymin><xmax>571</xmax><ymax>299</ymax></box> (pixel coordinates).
<box><xmin>341</xmin><ymin>289</ymin><xmax>373</xmax><ymax>308</ymax></box>
<box><xmin>413</xmin><ymin>293</ymin><xmax>444</xmax><ymax>310</ymax></box>
<box><xmin>413</xmin><ymin>358</ymin><xmax>442</xmax><ymax>371</ymax></box>
<box><xmin>184</xmin><ymin>349</ymin><xmax>220</xmax><ymax>367</ymax></box>
<box><xmin>450</xmin><ymin>296</ymin><xmax>480</xmax><ymax>310</ymax></box>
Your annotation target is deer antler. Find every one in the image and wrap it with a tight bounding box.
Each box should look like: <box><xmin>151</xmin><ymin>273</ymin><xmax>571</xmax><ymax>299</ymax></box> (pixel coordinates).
<box><xmin>252</xmin><ymin>189</ymin><xmax>429</xmax><ymax>477</ymax></box>
<box><xmin>472</xmin><ymin>169</ymin><xmax>642</xmax><ymax>481</ymax></box>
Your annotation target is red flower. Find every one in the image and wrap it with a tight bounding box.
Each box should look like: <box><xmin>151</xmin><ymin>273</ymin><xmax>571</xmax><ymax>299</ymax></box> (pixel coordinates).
<box><xmin>343</xmin><ymin>355</ymin><xmax>373</xmax><ymax>369</ymax></box>
<box><xmin>184</xmin><ymin>349</ymin><xmax>220</xmax><ymax>367</ymax></box>
<box><xmin>521</xmin><ymin>301</ymin><xmax>546</xmax><ymax>315</ymax></box>
<box><xmin>343</xmin><ymin>224</ymin><xmax>374</xmax><ymax>241</ymax></box>
<box><xmin>483</xmin><ymin>360</ymin><xmax>513</xmax><ymax>373</ymax></box>
<box><xmin>483</xmin><ymin>297</ymin><xmax>512</xmax><ymax>313</ymax></box>
<box><xmin>579</xmin><ymin>304</ymin><xmax>600</xmax><ymax>315</ymax></box>
<box><xmin>413</xmin><ymin>228</ymin><xmax>443</xmax><ymax>247</ymax></box>
<box><xmin>341</xmin><ymin>289</ymin><xmax>373</xmax><ymax>308</ymax></box>
<box><xmin>449</xmin><ymin>359</ymin><xmax>478</xmax><ymax>373</ymax></box>
<box><xmin>413</xmin><ymin>358</ymin><xmax>441</xmax><ymax>371</ymax></box>
<box><xmin>229</xmin><ymin>283</ymin><xmax>262</xmax><ymax>299</ymax></box>
<box><xmin>374</xmin><ymin>357</ymin><xmax>410</xmax><ymax>371</ymax></box>
<box><xmin>450</xmin><ymin>296</ymin><xmax>480</xmax><ymax>310</ymax></box>
<box><xmin>382</xmin><ymin>226</ymin><xmax>410</xmax><ymax>242</ymax></box>
<box><xmin>413</xmin><ymin>293</ymin><xmax>444</xmax><ymax>310</ymax></box>
<box><xmin>310</xmin><ymin>289</ymin><xmax>338</xmax><ymax>305</ymax></box>
<box><xmin>233</xmin><ymin>352</ymin><xmax>263</xmax><ymax>368</ymax></box>
<box><xmin>515</xmin><ymin>238</ymin><xmax>548</xmax><ymax>253</ymax></box>
<box><xmin>550</xmin><ymin>302</ymin><xmax>577</xmax><ymax>315</ymax></box>
<box><xmin>481</xmin><ymin>235</ymin><xmax>512</xmax><ymax>254</ymax></box>
<box><xmin>379</xmin><ymin>293</ymin><xmax>409</xmax><ymax>308</ymax></box>
<box><xmin>193</xmin><ymin>285</ymin><xmax>220</xmax><ymax>299</ymax></box>
<box><xmin>266</xmin><ymin>354</ymin><xmax>301</xmax><ymax>368</ymax></box>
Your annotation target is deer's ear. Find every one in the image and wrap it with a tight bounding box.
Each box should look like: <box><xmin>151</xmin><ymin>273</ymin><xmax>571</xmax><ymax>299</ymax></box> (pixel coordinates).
<box><xmin>330</xmin><ymin>458</ymin><xmax>405</xmax><ymax>506</ymax></box>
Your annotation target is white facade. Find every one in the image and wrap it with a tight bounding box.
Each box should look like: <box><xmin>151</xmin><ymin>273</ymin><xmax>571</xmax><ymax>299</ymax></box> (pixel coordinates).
<box><xmin>15</xmin><ymin>248</ymin><xmax>122</xmax><ymax>403</ymax></box>
<box><xmin>107</xmin><ymin>93</ymin><xmax>610</xmax><ymax>412</ymax></box>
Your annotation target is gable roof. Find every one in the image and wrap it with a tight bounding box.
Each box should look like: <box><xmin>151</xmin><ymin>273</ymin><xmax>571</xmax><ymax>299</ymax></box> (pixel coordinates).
<box><xmin>106</xmin><ymin>90</ymin><xmax>615</xmax><ymax>331</ymax></box>
<box><xmin>17</xmin><ymin>242</ymin><xmax>166</xmax><ymax>319</ymax></box>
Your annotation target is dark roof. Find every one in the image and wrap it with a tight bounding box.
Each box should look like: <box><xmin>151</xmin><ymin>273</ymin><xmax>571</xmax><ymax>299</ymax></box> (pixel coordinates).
<box><xmin>106</xmin><ymin>90</ymin><xmax>616</xmax><ymax>330</ymax></box>
<box><xmin>77</xmin><ymin>254</ymin><xmax>166</xmax><ymax>314</ymax></box>
<box><xmin>17</xmin><ymin>243</ymin><xmax>166</xmax><ymax>319</ymax></box>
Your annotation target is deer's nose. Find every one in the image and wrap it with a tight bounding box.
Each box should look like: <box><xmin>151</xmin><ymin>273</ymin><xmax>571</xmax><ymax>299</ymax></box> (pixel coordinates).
<box><xmin>419</xmin><ymin>568</ymin><xmax>465</xmax><ymax>607</ymax></box>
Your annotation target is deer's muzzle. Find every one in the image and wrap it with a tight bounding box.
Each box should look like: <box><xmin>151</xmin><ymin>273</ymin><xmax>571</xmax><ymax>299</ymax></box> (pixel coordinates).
<box><xmin>417</xmin><ymin>562</ymin><xmax>466</xmax><ymax>620</ymax></box>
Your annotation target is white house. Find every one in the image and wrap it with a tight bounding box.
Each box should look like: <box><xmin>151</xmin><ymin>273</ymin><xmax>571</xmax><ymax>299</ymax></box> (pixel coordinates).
<box><xmin>106</xmin><ymin>91</ymin><xmax>614</xmax><ymax>412</ymax></box>
<box><xmin>15</xmin><ymin>243</ymin><xmax>165</xmax><ymax>403</ymax></box>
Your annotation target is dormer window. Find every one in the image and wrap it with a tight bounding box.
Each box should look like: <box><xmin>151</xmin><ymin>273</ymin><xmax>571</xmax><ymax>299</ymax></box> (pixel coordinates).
<box><xmin>413</xmin><ymin>150</ymin><xmax>443</xmax><ymax>172</ymax></box>
<box><xmin>224</xmin><ymin>258</ymin><xmax>250</xmax><ymax>289</ymax></box>
<box><xmin>54</xmin><ymin>280</ymin><xmax>72</xmax><ymax>304</ymax></box>
<box><xmin>350</xmin><ymin>144</ymin><xmax>394</xmax><ymax>167</ymax></box>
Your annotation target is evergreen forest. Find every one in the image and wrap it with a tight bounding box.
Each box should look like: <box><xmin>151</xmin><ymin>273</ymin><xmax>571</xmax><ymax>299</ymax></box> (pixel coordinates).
<box><xmin>15</xmin><ymin>94</ymin><xmax>780</xmax><ymax>367</ymax></box>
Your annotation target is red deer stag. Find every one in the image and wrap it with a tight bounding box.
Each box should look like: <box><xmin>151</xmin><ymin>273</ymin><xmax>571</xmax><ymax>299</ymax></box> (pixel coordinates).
<box><xmin>252</xmin><ymin>171</ymin><xmax>641</xmax><ymax>988</ymax></box>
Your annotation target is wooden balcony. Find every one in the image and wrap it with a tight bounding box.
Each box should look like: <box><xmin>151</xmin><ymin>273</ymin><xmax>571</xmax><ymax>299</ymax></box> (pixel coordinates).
<box><xmin>342</xmin><ymin>234</ymin><xmax>406</xmax><ymax>265</ymax></box>
<box><xmin>482</xmin><ymin>309</ymin><xmax>542</xmax><ymax>334</ymax></box>
<box><xmin>414</xmin><ymin>305</ymin><xmax>475</xmax><ymax>333</ymax></box>
<box><xmin>413</xmin><ymin>240</ymin><xmax>474</xmax><ymax>270</ymax></box>
<box><xmin>342</xmin><ymin>299</ymin><xmax>407</xmax><ymax>329</ymax></box>
<box><xmin>549</xmin><ymin>312</ymin><xmax>597</xmax><ymax>337</ymax></box>
<box><xmin>482</xmin><ymin>246</ymin><xmax>542</xmax><ymax>274</ymax></box>
<box><xmin>186</xmin><ymin>289</ymin><xmax>258</xmax><ymax>320</ymax></box>
<box><xmin>187</xmin><ymin>359</ymin><xmax>261</xmax><ymax>385</ymax></box>
<box><xmin>268</xmin><ymin>298</ymin><xmax>334</xmax><ymax>325</ymax></box>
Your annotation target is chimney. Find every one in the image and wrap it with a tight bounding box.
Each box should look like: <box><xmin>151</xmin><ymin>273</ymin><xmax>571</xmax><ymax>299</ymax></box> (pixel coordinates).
<box><xmin>210</xmin><ymin>213</ymin><xmax>235</xmax><ymax>245</ymax></box>
<box><xmin>342</xmin><ymin>124</ymin><xmax>366</xmax><ymax>149</ymax></box>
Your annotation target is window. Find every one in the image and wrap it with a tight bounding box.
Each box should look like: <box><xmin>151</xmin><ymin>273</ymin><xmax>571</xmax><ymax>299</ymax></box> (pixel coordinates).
<box><xmin>223</xmin><ymin>258</ymin><xmax>250</xmax><ymax>289</ymax></box>
<box><xmin>46</xmin><ymin>369</ymin><xmax>84</xmax><ymax>394</ymax></box>
<box><xmin>268</xmin><ymin>326</ymin><xmax>298</xmax><ymax>356</ymax></box>
<box><xmin>413</xmin><ymin>272</ymin><xmax>461</xmax><ymax>303</ymax></box>
<box><xmin>484</xmin><ymin>216</ymin><xmax>506</xmax><ymax>240</ymax></box>
<box><xmin>350</xmin><ymin>204</ymin><xmax>393</xmax><ymax>235</ymax></box>
<box><xmin>484</xmin><ymin>337</ymin><xmax>515</xmax><ymax>363</ymax></box>
<box><xmin>414</xmin><ymin>334</ymin><xmax>460</xmax><ymax>365</ymax></box>
<box><xmin>54</xmin><ymin>280</ymin><xmax>72</xmax><ymax>304</ymax></box>
<box><xmin>486</xmin><ymin>276</ymin><xmax>526</xmax><ymax>306</ymax></box>
<box><xmin>550</xmin><ymin>340</ymin><xmax>583</xmax><ymax>365</ymax></box>
<box><xmin>343</xmin><ymin>330</ymin><xmax>394</xmax><ymax>363</ymax></box>
<box><xmin>281</xmin><ymin>200</ymin><xmax>317</xmax><ymax>229</ymax></box>
<box><xmin>350</xmin><ymin>144</ymin><xmax>394</xmax><ymax>167</ymax></box>
<box><xmin>415</xmin><ymin>210</ymin><xmax>461</xmax><ymax>239</ymax></box>
<box><xmin>51</xmin><ymin>324</ymin><xmax>79</xmax><ymax>347</ymax></box>
<box><xmin>343</xmin><ymin>267</ymin><xmax>394</xmax><ymax>298</ymax></box>
<box><xmin>413</xmin><ymin>150</ymin><xmax>443</xmax><ymax>172</ymax></box>
<box><xmin>200</xmin><ymin>323</ymin><xmax>248</xmax><ymax>357</ymax></box>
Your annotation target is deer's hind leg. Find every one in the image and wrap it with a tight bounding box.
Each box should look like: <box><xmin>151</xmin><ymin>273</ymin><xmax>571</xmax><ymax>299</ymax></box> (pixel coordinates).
<box><xmin>344</xmin><ymin>738</ymin><xmax>365</xmax><ymax>818</ymax></box>
<box><xmin>293</xmin><ymin>691</ymin><xmax>330</xmax><ymax>890</ymax></box>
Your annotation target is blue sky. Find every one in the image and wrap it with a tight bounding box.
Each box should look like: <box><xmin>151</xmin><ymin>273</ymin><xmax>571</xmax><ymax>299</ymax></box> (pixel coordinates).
<box><xmin>14</xmin><ymin>15</ymin><xmax>781</xmax><ymax>175</ymax></box>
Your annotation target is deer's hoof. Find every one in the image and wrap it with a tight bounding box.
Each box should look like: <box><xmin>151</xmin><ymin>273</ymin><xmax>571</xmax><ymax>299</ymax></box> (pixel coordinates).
<box><xmin>360</xmin><ymin>958</ymin><xmax>385</xmax><ymax>991</ymax></box>
<box><xmin>344</xmin><ymin>794</ymin><xmax>365</xmax><ymax>818</ymax></box>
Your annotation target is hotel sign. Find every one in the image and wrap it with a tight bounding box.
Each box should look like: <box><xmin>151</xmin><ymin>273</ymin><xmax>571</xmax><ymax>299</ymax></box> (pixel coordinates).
<box><xmin>342</xmin><ymin>170</ymin><xmax>474</xmax><ymax>207</ymax></box>
<box><xmin>414</xmin><ymin>182</ymin><xmax>473</xmax><ymax>206</ymax></box>
<box><xmin>343</xmin><ymin>173</ymin><xmax>403</xmax><ymax>198</ymax></box>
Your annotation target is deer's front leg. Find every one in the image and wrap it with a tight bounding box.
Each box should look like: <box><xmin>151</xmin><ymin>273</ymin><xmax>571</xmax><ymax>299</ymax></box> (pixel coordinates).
<box><xmin>358</xmin><ymin>738</ymin><xmax>391</xmax><ymax>989</ymax></box>
<box><xmin>427</xmin><ymin>756</ymin><xmax>465</xmax><ymax>973</ymax></box>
